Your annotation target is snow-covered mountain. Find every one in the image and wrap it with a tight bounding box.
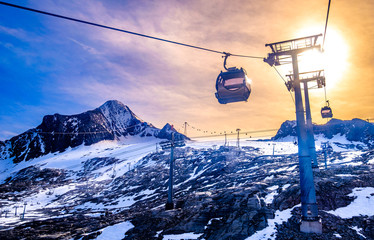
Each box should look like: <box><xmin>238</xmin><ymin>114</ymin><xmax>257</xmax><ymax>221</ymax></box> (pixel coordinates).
<box><xmin>0</xmin><ymin>112</ymin><xmax>373</xmax><ymax>239</ymax></box>
<box><xmin>0</xmin><ymin>100</ymin><xmax>186</xmax><ymax>163</ymax></box>
<box><xmin>273</xmin><ymin>118</ymin><xmax>374</xmax><ymax>147</ymax></box>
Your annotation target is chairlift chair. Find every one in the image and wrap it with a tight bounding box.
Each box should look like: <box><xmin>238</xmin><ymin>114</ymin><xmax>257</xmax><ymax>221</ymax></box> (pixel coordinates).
<box><xmin>215</xmin><ymin>53</ymin><xmax>251</xmax><ymax>104</ymax></box>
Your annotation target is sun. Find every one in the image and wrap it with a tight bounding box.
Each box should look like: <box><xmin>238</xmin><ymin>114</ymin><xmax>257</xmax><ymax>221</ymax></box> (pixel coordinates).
<box><xmin>296</xmin><ymin>27</ymin><xmax>349</xmax><ymax>89</ymax></box>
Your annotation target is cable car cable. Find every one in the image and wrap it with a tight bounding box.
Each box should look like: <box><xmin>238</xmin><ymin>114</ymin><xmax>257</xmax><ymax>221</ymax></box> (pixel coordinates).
<box><xmin>322</xmin><ymin>0</ymin><xmax>332</xmax><ymax>50</ymax></box>
<box><xmin>0</xmin><ymin>1</ymin><xmax>263</xmax><ymax>60</ymax></box>
<box><xmin>324</xmin><ymin>85</ymin><xmax>327</xmax><ymax>103</ymax></box>
<box><xmin>189</xmin><ymin>128</ymin><xmax>278</xmax><ymax>139</ymax></box>
<box><xmin>272</xmin><ymin>66</ymin><xmax>295</xmax><ymax>104</ymax></box>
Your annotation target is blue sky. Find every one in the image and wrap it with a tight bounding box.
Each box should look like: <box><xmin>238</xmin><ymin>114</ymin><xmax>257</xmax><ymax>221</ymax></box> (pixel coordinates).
<box><xmin>1</xmin><ymin>0</ymin><xmax>373</xmax><ymax>141</ymax></box>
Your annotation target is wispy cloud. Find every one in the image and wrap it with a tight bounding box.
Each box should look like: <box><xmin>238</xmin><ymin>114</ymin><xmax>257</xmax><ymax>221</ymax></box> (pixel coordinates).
<box><xmin>0</xmin><ymin>0</ymin><xmax>373</xmax><ymax>139</ymax></box>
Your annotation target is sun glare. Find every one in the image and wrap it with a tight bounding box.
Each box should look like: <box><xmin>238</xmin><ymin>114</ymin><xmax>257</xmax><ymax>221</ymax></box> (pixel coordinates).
<box><xmin>296</xmin><ymin>27</ymin><xmax>349</xmax><ymax>89</ymax></box>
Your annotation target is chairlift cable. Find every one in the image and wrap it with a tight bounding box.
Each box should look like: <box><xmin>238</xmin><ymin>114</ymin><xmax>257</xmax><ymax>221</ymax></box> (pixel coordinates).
<box><xmin>0</xmin><ymin>1</ymin><xmax>263</xmax><ymax>60</ymax></box>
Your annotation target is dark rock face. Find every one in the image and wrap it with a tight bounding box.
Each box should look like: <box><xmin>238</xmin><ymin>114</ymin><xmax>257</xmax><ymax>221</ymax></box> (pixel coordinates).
<box><xmin>272</xmin><ymin>120</ymin><xmax>298</xmax><ymax>139</ymax></box>
<box><xmin>273</xmin><ymin>118</ymin><xmax>374</xmax><ymax>145</ymax></box>
<box><xmin>315</xmin><ymin>118</ymin><xmax>374</xmax><ymax>143</ymax></box>
<box><xmin>0</xmin><ymin>100</ymin><xmax>186</xmax><ymax>163</ymax></box>
<box><xmin>157</xmin><ymin>123</ymin><xmax>185</xmax><ymax>141</ymax></box>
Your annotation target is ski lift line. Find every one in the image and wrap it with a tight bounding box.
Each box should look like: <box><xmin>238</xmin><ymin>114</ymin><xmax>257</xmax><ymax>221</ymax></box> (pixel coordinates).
<box><xmin>322</xmin><ymin>0</ymin><xmax>332</xmax><ymax>50</ymax></box>
<box><xmin>0</xmin><ymin>1</ymin><xmax>263</xmax><ymax>60</ymax></box>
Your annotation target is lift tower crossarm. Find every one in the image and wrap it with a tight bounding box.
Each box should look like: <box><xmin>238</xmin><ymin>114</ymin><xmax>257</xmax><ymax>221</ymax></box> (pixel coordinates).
<box><xmin>264</xmin><ymin>34</ymin><xmax>322</xmax><ymax>67</ymax></box>
<box><xmin>265</xmin><ymin>34</ymin><xmax>322</xmax><ymax>47</ymax></box>
<box><xmin>286</xmin><ymin>70</ymin><xmax>326</xmax><ymax>89</ymax></box>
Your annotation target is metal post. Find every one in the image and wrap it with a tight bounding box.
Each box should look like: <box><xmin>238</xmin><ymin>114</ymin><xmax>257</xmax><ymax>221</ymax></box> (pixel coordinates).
<box><xmin>21</xmin><ymin>203</ymin><xmax>27</xmax><ymax>220</ymax></box>
<box><xmin>272</xmin><ymin>143</ymin><xmax>275</xmax><ymax>158</ymax></box>
<box><xmin>236</xmin><ymin>129</ymin><xmax>240</xmax><ymax>149</ymax></box>
<box><xmin>303</xmin><ymin>81</ymin><xmax>318</xmax><ymax>168</ymax></box>
<box><xmin>14</xmin><ymin>206</ymin><xmax>18</xmax><ymax>216</ymax></box>
<box><xmin>166</xmin><ymin>133</ymin><xmax>175</xmax><ymax>210</ymax></box>
<box><xmin>322</xmin><ymin>142</ymin><xmax>328</xmax><ymax>169</ymax></box>
<box><xmin>292</xmin><ymin>54</ymin><xmax>321</xmax><ymax>233</ymax></box>
<box><xmin>184</xmin><ymin>122</ymin><xmax>188</xmax><ymax>136</ymax></box>
<box><xmin>324</xmin><ymin>146</ymin><xmax>327</xmax><ymax>169</ymax></box>
<box><xmin>224</xmin><ymin>132</ymin><xmax>227</xmax><ymax>147</ymax></box>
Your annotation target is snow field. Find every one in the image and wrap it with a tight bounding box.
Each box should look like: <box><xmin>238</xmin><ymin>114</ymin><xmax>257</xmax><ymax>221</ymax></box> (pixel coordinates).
<box><xmin>162</xmin><ymin>232</ymin><xmax>203</xmax><ymax>240</ymax></box>
<box><xmin>246</xmin><ymin>204</ymin><xmax>301</xmax><ymax>240</ymax></box>
<box><xmin>95</xmin><ymin>221</ymin><xmax>134</xmax><ymax>240</ymax></box>
<box><xmin>327</xmin><ymin>187</ymin><xmax>374</xmax><ymax>218</ymax></box>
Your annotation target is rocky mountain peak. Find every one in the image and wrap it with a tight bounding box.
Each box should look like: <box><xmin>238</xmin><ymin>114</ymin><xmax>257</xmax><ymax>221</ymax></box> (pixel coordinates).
<box><xmin>273</xmin><ymin>118</ymin><xmax>374</xmax><ymax>147</ymax></box>
<box><xmin>0</xmin><ymin>100</ymin><xmax>186</xmax><ymax>163</ymax></box>
<box><xmin>98</xmin><ymin>100</ymin><xmax>133</xmax><ymax>118</ymax></box>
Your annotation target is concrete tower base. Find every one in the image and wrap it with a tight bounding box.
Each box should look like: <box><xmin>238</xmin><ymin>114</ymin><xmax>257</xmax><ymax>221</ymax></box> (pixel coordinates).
<box><xmin>300</xmin><ymin>218</ymin><xmax>322</xmax><ymax>234</ymax></box>
<box><xmin>165</xmin><ymin>202</ymin><xmax>174</xmax><ymax>210</ymax></box>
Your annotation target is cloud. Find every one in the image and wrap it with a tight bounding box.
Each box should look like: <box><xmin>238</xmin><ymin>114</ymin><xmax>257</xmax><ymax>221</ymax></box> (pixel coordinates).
<box><xmin>0</xmin><ymin>26</ymin><xmax>28</xmax><ymax>39</ymax></box>
<box><xmin>0</xmin><ymin>130</ymin><xmax>19</xmax><ymax>141</ymax></box>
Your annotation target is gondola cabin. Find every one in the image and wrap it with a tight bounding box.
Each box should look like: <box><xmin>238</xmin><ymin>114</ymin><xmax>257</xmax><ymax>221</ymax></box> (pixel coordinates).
<box><xmin>215</xmin><ymin>67</ymin><xmax>251</xmax><ymax>104</ymax></box>
<box><xmin>321</xmin><ymin>106</ymin><xmax>333</xmax><ymax>118</ymax></box>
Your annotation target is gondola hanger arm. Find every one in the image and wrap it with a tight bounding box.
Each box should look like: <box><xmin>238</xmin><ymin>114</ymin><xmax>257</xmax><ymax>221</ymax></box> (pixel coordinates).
<box><xmin>223</xmin><ymin>52</ymin><xmax>232</xmax><ymax>70</ymax></box>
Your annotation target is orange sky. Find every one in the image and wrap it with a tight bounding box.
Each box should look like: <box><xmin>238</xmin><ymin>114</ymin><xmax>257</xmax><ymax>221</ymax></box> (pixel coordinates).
<box><xmin>0</xmin><ymin>0</ymin><xmax>373</xmax><ymax>140</ymax></box>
